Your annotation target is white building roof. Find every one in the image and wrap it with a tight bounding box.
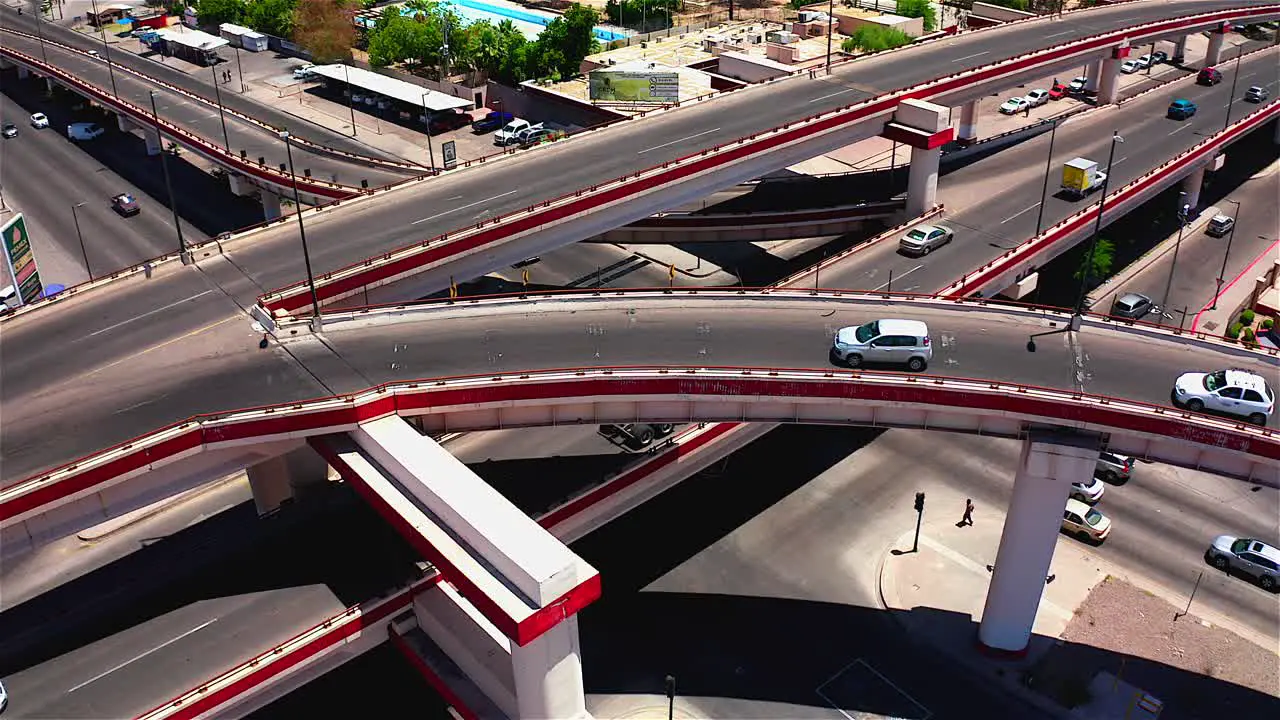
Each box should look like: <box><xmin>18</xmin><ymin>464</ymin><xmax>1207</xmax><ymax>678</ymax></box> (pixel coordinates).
<box><xmin>309</xmin><ymin>64</ymin><xmax>472</xmax><ymax>112</ymax></box>
<box><xmin>156</xmin><ymin>27</ymin><xmax>229</xmax><ymax>51</ymax></box>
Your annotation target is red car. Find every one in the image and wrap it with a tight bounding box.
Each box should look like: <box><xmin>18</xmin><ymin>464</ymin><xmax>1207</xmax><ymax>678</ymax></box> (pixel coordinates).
<box><xmin>111</xmin><ymin>193</ymin><xmax>140</xmax><ymax>217</ymax></box>
<box><xmin>427</xmin><ymin>111</ymin><xmax>471</xmax><ymax>135</ymax></box>
<box><xmin>1048</xmin><ymin>83</ymin><xmax>1068</xmax><ymax>100</ymax></box>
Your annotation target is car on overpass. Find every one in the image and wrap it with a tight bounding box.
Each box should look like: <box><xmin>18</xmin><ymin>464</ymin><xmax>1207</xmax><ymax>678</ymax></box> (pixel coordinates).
<box><xmin>29</xmin><ymin>112</ymin><xmax>48</xmax><ymax>129</ymax></box>
<box><xmin>1197</xmin><ymin>66</ymin><xmax>1223</xmax><ymax>85</ymax></box>
<box><xmin>111</xmin><ymin>193</ymin><xmax>140</xmax><ymax>217</ymax></box>
<box><xmin>830</xmin><ymin>319</ymin><xmax>932</xmax><ymax>371</ymax></box>
<box><xmin>1167</xmin><ymin>98</ymin><xmax>1197</xmax><ymax>120</ymax></box>
<box><xmin>1205</xmin><ymin>536</ymin><xmax>1280</xmax><ymax>590</ymax></box>
<box><xmin>1</xmin><ymin>123</ymin><xmax>16</xmax><ymax>138</ymax></box>
<box><xmin>1245</xmin><ymin>85</ymin><xmax>1270</xmax><ymax>103</ymax></box>
<box><xmin>1172</xmin><ymin>369</ymin><xmax>1274</xmax><ymax>425</ymax></box>
<box><xmin>898</xmin><ymin>223</ymin><xmax>954</xmax><ymax>256</ymax></box>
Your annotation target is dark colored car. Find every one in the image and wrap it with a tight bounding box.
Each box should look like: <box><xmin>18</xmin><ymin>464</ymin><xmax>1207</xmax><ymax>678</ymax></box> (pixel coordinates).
<box><xmin>471</xmin><ymin>111</ymin><xmax>515</xmax><ymax>134</ymax></box>
<box><xmin>1110</xmin><ymin>292</ymin><xmax>1153</xmax><ymax>319</ymax></box>
<box><xmin>1152</xmin><ymin>50</ymin><xmax>1169</xmax><ymax>64</ymax></box>
<box><xmin>1197</xmin><ymin>66</ymin><xmax>1223</xmax><ymax>85</ymax></box>
<box><xmin>1167</xmin><ymin>98</ymin><xmax>1197</xmax><ymax>120</ymax></box>
<box><xmin>427</xmin><ymin>111</ymin><xmax>471</xmax><ymax>135</ymax></box>
<box><xmin>111</xmin><ymin>193</ymin><xmax>140</xmax><ymax>216</ymax></box>
<box><xmin>1</xmin><ymin>123</ymin><xmax>16</xmax><ymax>138</ymax></box>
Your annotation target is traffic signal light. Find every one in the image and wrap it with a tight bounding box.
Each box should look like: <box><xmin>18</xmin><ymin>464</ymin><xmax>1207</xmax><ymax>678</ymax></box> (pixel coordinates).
<box><xmin>914</xmin><ymin>492</ymin><xmax>925</xmax><ymax>513</ymax></box>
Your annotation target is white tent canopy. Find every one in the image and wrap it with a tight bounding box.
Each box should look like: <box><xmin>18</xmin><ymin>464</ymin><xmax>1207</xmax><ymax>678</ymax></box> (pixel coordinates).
<box><xmin>310</xmin><ymin>64</ymin><xmax>472</xmax><ymax>112</ymax></box>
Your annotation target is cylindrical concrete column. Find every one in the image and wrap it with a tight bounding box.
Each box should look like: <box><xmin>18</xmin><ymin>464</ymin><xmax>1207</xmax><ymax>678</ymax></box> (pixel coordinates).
<box><xmin>957</xmin><ymin>100</ymin><xmax>978</xmax><ymax>144</ymax></box>
<box><xmin>1084</xmin><ymin>59</ymin><xmax>1102</xmax><ymax>94</ymax></box>
<box><xmin>1172</xmin><ymin>35</ymin><xmax>1189</xmax><ymax>63</ymax></box>
<box><xmin>44</xmin><ymin>77</ymin><xmax>55</xmax><ymax>94</ymax></box>
<box><xmin>116</xmin><ymin>113</ymin><xmax>134</xmax><ymax>134</ymax></box>
<box><xmin>1097</xmin><ymin>58</ymin><xmax>1121</xmax><ymax>105</ymax></box>
<box><xmin>1205</xmin><ymin>31</ymin><xmax>1226</xmax><ymax>67</ymax></box>
<box><xmin>979</xmin><ymin>431</ymin><xmax>1100</xmax><ymax>655</ymax></box>
<box><xmin>511</xmin><ymin>616</ymin><xmax>590</xmax><ymax>720</ymax></box>
<box><xmin>17</xmin><ymin>66</ymin><xmax>30</xmax><ymax>80</ymax></box>
<box><xmin>905</xmin><ymin>146</ymin><xmax>941</xmax><ymax>216</ymax></box>
<box><xmin>1182</xmin><ymin>165</ymin><xmax>1205</xmax><ymax>211</ymax></box>
<box><xmin>262</xmin><ymin>190</ymin><xmax>283</xmax><ymax>220</ymax></box>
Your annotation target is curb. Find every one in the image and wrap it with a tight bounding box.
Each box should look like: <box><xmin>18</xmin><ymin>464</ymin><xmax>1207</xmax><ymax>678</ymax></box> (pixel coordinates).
<box><xmin>1087</xmin><ymin>205</ymin><xmax>1220</xmax><ymax>310</ymax></box>
<box><xmin>76</xmin><ymin>473</ymin><xmax>245</xmax><ymax>542</ymax></box>
<box><xmin>627</xmin><ymin>249</ymin><xmax>732</xmax><ymax>279</ymax></box>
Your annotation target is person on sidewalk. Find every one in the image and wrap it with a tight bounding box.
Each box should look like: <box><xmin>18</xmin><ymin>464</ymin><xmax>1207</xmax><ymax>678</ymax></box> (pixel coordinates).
<box><xmin>960</xmin><ymin>498</ymin><xmax>975</xmax><ymax>526</ymax></box>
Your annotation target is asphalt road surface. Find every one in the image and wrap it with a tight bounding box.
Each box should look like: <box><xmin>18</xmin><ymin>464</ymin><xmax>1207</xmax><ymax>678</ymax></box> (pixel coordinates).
<box><xmin>7</xmin><ymin>43</ymin><xmax>1279</xmax><ymax>482</ymax></box>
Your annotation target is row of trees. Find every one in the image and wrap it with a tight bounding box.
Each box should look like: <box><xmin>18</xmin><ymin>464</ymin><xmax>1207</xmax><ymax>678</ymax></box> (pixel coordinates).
<box><xmin>603</xmin><ymin>0</ymin><xmax>679</xmax><ymax>33</ymax></box>
<box><xmin>366</xmin><ymin>1</ymin><xmax>600</xmax><ymax>84</ymax></box>
<box><xmin>193</xmin><ymin>0</ymin><xmax>300</xmax><ymax>38</ymax></box>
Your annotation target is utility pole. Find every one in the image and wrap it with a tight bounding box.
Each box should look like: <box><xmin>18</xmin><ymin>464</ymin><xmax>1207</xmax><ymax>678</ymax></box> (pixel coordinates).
<box><xmin>912</xmin><ymin>492</ymin><xmax>925</xmax><ymax>552</ymax></box>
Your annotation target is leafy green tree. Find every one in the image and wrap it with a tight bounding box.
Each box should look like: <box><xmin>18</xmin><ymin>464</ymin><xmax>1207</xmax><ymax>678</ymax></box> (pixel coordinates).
<box><xmin>604</xmin><ymin>0</ymin><xmax>677</xmax><ymax>32</ymax></box>
<box><xmin>895</xmin><ymin>0</ymin><xmax>936</xmax><ymax>33</ymax></box>
<box><xmin>292</xmin><ymin>0</ymin><xmax>357</xmax><ymax>62</ymax></box>
<box><xmin>841</xmin><ymin>25</ymin><xmax>912</xmax><ymax>53</ymax></box>
<box><xmin>367</xmin><ymin>13</ymin><xmax>429</xmax><ymax>66</ymax></box>
<box><xmin>195</xmin><ymin>0</ymin><xmax>247</xmax><ymax>27</ymax></box>
<box><xmin>985</xmin><ymin>0</ymin><xmax>1030</xmax><ymax>11</ymax></box>
<box><xmin>246</xmin><ymin>0</ymin><xmax>299</xmax><ymax>37</ymax></box>
<box><xmin>1074</xmin><ymin>238</ymin><xmax>1115</xmax><ymax>285</ymax></box>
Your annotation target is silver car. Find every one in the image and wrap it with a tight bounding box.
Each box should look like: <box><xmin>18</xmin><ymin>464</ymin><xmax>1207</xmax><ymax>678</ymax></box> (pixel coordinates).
<box><xmin>899</xmin><ymin>224</ymin><xmax>954</xmax><ymax>256</ymax></box>
<box><xmin>831</xmin><ymin>319</ymin><xmax>932</xmax><ymax>371</ymax></box>
<box><xmin>1206</xmin><ymin>535</ymin><xmax>1279</xmax><ymax>590</ymax></box>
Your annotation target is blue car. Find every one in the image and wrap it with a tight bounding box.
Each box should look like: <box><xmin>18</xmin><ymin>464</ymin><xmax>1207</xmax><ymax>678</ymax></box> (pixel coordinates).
<box><xmin>471</xmin><ymin>111</ymin><xmax>515</xmax><ymax>134</ymax></box>
<box><xmin>1167</xmin><ymin>98</ymin><xmax>1197</xmax><ymax>120</ymax></box>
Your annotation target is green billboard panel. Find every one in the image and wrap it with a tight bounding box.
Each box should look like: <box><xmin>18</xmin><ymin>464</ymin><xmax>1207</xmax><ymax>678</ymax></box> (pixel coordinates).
<box><xmin>589</xmin><ymin>69</ymin><xmax>680</xmax><ymax>103</ymax></box>
<box><xmin>1</xmin><ymin>213</ymin><xmax>43</xmax><ymax>306</ymax></box>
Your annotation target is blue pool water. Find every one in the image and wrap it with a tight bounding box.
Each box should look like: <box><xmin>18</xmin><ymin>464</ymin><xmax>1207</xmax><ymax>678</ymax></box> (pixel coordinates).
<box><xmin>361</xmin><ymin>0</ymin><xmax>629</xmax><ymax>42</ymax></box>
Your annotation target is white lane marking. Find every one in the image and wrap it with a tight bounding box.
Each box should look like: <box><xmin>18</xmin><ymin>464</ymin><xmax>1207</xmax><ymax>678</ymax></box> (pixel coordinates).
<box><xmin>1000</xmin><ymin>202</ymin><xmax>1040</xmax><ymax>225</ymax></box>
<box><xmin>411</xmin><ymin>191</ymin><xmax>518</xmax><ymax>225</ymax></box>
<box><xmin>954</xmin><ymin>50</ymin><xmax>990</xmax><ymax>62</ymax></box>
<box><xmin>1112</xmin><ymin>155</ymin><xmax>1129</xmax><ymax>166</ymax></box>
<box><xmin>808</xmin><ymin>88</ymin><xmax>857</xmax><ymax>104</ymax></box>
<box><xmin>87</xmin><ymin>290</ymin><xmax>216</xmax><ymax>338</ymax></box>
<box><xmin>636</xmin><ymin>128</ymin><xmax>721</xmax><ymax>155</ymax></box>
<box><xmin>1167</xmin><ymin>123</ymin><xmax>1192</xmax><ymax>136</ymax></box>
<box><xmin>1045</xmin><ymin>30</ymin><xmax>1074</xmax><ymax>39</ymax></box>
<box><xmin>871</xmin><ymin>264</ymin><xmax>922</xmax><ymax>291</ymax></box>
<box><xmin>67</xmin><ymin>618</ymin><xmax>218</xmax><ymax>694</ymax></box>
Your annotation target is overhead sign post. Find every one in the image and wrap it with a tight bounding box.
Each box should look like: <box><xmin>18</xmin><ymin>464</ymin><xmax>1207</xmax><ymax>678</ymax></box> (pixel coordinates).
<box><xmin>1</xmin><ymin>213</ymin><xmax>44</xmax><ymax>306</ymax></box>
<box><xmin>588</xmin><ymin>69</ymin><xmax>680</xmax><ymax>103</ymax></box>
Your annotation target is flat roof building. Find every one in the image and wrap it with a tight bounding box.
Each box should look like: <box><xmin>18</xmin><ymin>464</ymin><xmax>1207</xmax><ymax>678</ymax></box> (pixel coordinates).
<box><xmin>308</xmin><ymin>64</ymin><xmax>473</xmax><ymax>112</ymax></box>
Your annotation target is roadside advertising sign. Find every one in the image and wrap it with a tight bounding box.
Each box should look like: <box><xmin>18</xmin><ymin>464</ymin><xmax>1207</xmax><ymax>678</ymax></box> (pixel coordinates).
<box><xmin>1</xmin><ymin>213</ymin><xmax>44</xmax><ymax>306</ymax></box>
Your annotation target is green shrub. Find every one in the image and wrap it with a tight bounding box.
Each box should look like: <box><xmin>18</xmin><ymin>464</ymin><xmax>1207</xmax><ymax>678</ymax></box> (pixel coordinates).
<box><xmin>1242</xmin><ymin>327</ymin><xmax>1257</xmax><ymax>344</ymax></box>
<box><xmin>1226</xmin><ymin>322</ymin><xmax>1243</xmax><ymax>339</ymax></box>
<box><xmin>1263</xmin><ymin>318</ymin><xmax>1275</xmax><ymax>330</ymax></box>
<box><xmin>1239</xmin><ymin>308</ymin><xmax>1256</xmax><ymax>325</ymax></box>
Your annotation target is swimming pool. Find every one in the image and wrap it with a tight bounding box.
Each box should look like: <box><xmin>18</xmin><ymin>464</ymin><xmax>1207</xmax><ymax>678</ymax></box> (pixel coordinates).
<box><xmin>366</xmin><ymin>0</ymin><xmax>629</xmax><ymax>42</ymax></box>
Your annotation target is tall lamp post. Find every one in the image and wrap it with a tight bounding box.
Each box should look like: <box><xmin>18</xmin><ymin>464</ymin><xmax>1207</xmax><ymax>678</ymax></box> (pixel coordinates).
<box><xmin>71</xmin><ymin>202</ymin><xmax>92</xmax><ymax>280</ymax></box>
<box><xmin>279</xmin><ymin>130</ymin><xmax>323</xmax><ymax>328</ymax></box>
<box><xmin>1159</xmin><ymin>191</ymin><xmax>1192</xmax><ymax>317</ymax></box>
<box><xmin>342</xmin><ymin>62</ymin><xmax>358</xmax><ymax>137</ymax></box>
<box><xmin>825</xmin><ymin>0</ymin><xmax>835</xmax><ymax>75</ymax></box>
<box><xmin>208</xmin><ymin>63</ymin><xmax>231</xmax><ymax>150</ymax></box>
<box><xmin>1211</xmin><ymin>198</ymin><xmax>1241</xmax><ymax>310</ymax></box>
<box><xmin>1223</xmin><ymin>46</ymin><xmax>1243</xmax><ymax>133</ymax></box>
<box><xmin>148</xmin><ymin>91</ymin><xmax>190</xmax><ymax>264</ymax></box>
<box><xmin>1072</xmin><ymin>131</ymin><xmax>1124</xmax><ymax>319</ymax></box>
<box><xmin>88</xmin><ymin>0</ymin><xmax>119</xmax><ymax>98</ymax></box>
<box><xmin>1034</xmin><ymin>117</ymin><xmax>1061</xmax><ymax>236</ymax></box>
<box><xmin>31</xmin><ymin>0</ymin><xmax>49</xmax><ymax>64</ymax></box>
<box><xmin>233</xmin><ymin>45</ymin><xmax>246</xmax><ymax>93</ymax></box>
<box><xmin>421</xmin><ymin>92</ymin><xmax>437</xmax><ymax>175</ymax></box>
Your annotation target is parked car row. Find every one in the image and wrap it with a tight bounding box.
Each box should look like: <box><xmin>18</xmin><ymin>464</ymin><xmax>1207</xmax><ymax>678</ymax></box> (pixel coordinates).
<box><xmin>1120</xmin><ymin>50</ymin><xmax>1168</xmax><ymax>74</ymax></box>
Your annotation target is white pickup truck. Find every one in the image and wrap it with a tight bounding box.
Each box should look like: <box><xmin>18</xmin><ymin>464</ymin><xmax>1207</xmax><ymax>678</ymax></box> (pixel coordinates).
<box><xmin>494</xmin><ymin>118</ymin><xmax>543</xmax><ymax>146</ymax></box>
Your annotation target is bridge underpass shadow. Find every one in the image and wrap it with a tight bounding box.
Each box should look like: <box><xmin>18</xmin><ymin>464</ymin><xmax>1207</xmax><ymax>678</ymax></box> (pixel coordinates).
<box><xmin>0</xmin><ymin>484</ymin><xmax>422</xmax><ymax>677</ymax></box>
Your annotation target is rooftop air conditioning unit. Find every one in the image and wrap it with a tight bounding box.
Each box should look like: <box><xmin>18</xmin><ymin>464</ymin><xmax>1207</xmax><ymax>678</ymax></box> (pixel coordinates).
<box><xmin>747</xmin><ymin>33</ymin><xmax>762</xmax><ymax>44</ymax></box>
<box><xmin>765</xmin><ymin>30</ymin><xmax>784</xmax><ymax>43</ymax></box>
<box><xmin>797</xmin><ymin>11</ymin><xmax>823</xmax><ymax>23</ymax></box>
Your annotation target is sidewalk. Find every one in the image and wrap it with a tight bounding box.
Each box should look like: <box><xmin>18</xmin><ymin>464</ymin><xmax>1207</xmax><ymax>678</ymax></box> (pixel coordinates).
<box><xmin>1189</xmin><ymin>237</ymin><xmax>1280</xmax><ymax>334</ymax></box>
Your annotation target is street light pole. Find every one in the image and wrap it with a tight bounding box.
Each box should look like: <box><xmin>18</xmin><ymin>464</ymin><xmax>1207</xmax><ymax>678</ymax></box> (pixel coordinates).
<box><xmin>342</xmin><ymin>62</ymin><xmax>358</xmax><ymax>137</ymax></box>
<box><xmin>1211</xmin><ymin>198</ymin><xmax>1241</xmax><ymax>310</ymax></box>
<box><xmin>148</xmin><ymin>91</ymin><xmax>189</xmax><ymax>264</ymax></box>
<box><xmin>1159</xmin><ymin>191</ymin><xmax>1191</xmax><ymax>318</ymax></box>
<box><xmin>825</xmin><ymin>0</ymin><xmax>835</xmax><ymax>75</ymax></box>
<box><xmin>1072</xmin><ymin>131</ymin><xmax>1123</xmax><ymax>318</ymax></box>
<box><xmin>422</xmin><ymin>92</ymin><xmax>437</xmax><ymax>175</ymax></box>
<box><xmin>1034</xmin><ymin>117</ymin><xmax>1060</xmax><ymax>236</ymax></box>
<box><xmin>1223</xmin><ymin>46</ymin><xmax>1243</xmax><ymax>133</ymax></box>
<box><xmin>71</xmin><ymin>202</ymin><xmax>92</xmax><ymax>280</ymax></box>
<box><xmin>209</xmin><ymin>63</ymin><xmax>231</xmax><ymax>151</ymax></box>
<box><xmin>234</xmin><ymin>45</ymin><xmax>246</xmax><ymax>93</ymax></box>
<box><xmin>31</xmin><ymin>0</ymin><xmax>49</xmax><ymax>64</ymax></box>
<box><xmin>280</xmin><ymin>130</ymin><xmax>323</xmax><ymax>326</ymax></box>
<box><xmin>89</xmin><ymin>0</ymin><xmax>119</xmax><ymax>99</ymax></box>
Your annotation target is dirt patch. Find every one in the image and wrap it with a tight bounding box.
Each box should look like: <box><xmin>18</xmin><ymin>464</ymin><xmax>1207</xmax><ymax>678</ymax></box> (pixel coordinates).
<box><xmin>1028</xmin><ymin>576</ymin><xmax>1279</xmax><ymax>718</ymax></box>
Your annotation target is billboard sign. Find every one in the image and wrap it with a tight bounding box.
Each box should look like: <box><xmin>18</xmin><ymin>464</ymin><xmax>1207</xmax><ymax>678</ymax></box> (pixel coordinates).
<box><xmin>442</xmin><ymin>140</ymin><xmax>457</xmax><ymax>170</ymax></box>
<box><xmin>1</xmin><ymin>213</ymin><xmax>44</xmax><ymax>307</ymax></box>
<box><xmin>588</xmin><ymin>70</ymin><xmax>679</xmax><ymax>103</ymax></box>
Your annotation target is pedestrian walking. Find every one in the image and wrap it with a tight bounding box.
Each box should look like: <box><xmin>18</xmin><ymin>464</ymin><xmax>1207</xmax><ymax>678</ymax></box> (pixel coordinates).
<box><xmin>961</xmin><ymin>498</ymin><xmax>975</xmax><ymax>526</ymax></box>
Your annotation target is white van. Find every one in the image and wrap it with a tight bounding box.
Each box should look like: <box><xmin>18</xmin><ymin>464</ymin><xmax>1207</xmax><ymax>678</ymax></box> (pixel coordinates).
<box><xmin>67</xmin><ymin>122</ymin><xmax>105</xmax><ymax>141</ymax></box>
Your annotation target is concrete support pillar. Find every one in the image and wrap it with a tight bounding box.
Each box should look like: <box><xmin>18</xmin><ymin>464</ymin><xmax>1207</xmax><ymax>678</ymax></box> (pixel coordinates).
<box><xmin>44</xmin><ymin>77</ymin><xmax>55</xmax><ymax>94</ymax></box>
<box><xmin>1084</xmin><ymin>59</ymin><xmax>1102</xmax><ymax>94</ymax></box>
<box><xmin>144</xmin><ymin>128</ymin><xmax>162</xmax><ymax>156</ymax></box>
<box><xmin>1274</xmin><ymin>118</ymin><xmax>1280</xmax><ymax>144</ymax></box>
<box><xmin>906</xmin><ymin>146</ymin><xmax>941</xmax><ymax>216</ymax></box>
<box><xmin>0</xmin><ymin>58</ymin><xmax>13</xmax><ymax>70</ymax></box>
<box><xmin>17</xmin><ymin>66</ymin><xmax>30</xmax><ymax>80</ymax></box>
<box><xmin>957</xmin><ymin>100</ymin><xmax>978</xmax><ymax>144</ymax></box>
<box><xmin>979</xmin><ymin>430</ymin><xmax>1100</xmax><ymax>655</ymax></box>
<box><xmin>1206</xmin><ymin>31</ymin><xmax>1226</xmax><ymax>67</ymax></box>
<box><xmin>116</xmin><ymin>113</ymin><xmax>135</xmax><ymax>134</ymax></box>
<box><xmin>262</xmin><ymin>190</ymin><xmax>283</xmax><ymax>220</ymax></box>
<box><xmin>511</xmin><ymin>616</ymin><xmax>590</xmax><ymax>720</ymax></box>
<box><xmin>246</xmin><ymin>446</ymin><xmax>330</xmax><ymax>515</ymax></box>
<box><xmin>1181</xmin><ymin>165</ymin><xmax>1205</xmax><ymax>212</ymax></box>
<box><xmin>1097</xmin><ymin>58</ymin><xmax>1122</xmax><ymax>105</ymax></box>
<box><xmin>1172</xmin><ymin>35</ymin><xmax>1189</xmax><ymax>63</ymax></box>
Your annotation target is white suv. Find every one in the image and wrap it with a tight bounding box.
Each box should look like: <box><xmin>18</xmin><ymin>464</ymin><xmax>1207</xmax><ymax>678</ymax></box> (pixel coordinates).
<box><xmin>831</xmin><ymin>319</ymin><xmax>932</xmax><ymax>371</ymax></box>
<box><xmin>1173</xmin><ymin>369</ymin><xmax>1274</xmax><ymax>425</ymax></box>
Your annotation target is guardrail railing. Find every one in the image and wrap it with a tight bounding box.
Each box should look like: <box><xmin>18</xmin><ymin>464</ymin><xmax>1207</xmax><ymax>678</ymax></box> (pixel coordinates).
<box><xmin>257</xmin><ymin>4</ymin><xmax>1280</xmax><ymax>316</ymax></box>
